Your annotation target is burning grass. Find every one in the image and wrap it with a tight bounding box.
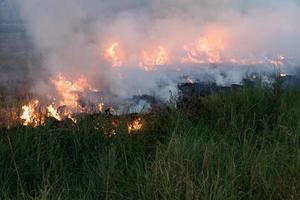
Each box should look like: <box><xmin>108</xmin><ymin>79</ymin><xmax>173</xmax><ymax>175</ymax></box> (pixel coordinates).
<box><xmin>0</xmin><ymin>81</ymin><xmax>300</xmax><ymax>199</ymax></box>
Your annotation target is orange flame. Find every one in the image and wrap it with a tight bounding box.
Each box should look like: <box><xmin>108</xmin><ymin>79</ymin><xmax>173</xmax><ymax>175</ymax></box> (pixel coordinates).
<box><xmin>98</xmin><ymin>103</ymin><xmax>105</xmax><ymax>113</ymax></box>
<box><xmin>182</xmin><ymin>37</ymin><xmax>224</xmax><ymax>64</ymax></box>
<box><xmin>47</xmin><ymin>104</ymin><xmax>62</xmax><ymax>121</ymax></box>
<box><xmin>128</xmin><ymin>117</ymin><xmax>143</xmax><ymax>133</ymax></box>
<box><xmin>140</xmin><ymin>46</ymin><xmax>169</xmax><ymax>71</ymax></box>
<box><xmin>52</xmin><ymin>73</ymin><xmax>96</xmax><ymax>110</ymax></box>
<box><xmin>104</xmin><ymin>42</ymin><xmax>123</xmax><ymax>67</ymax></box>
<box><xmin>20</xmin><ymin>100</ymin><xmax>42</xmax><ymax>127</ymax></box>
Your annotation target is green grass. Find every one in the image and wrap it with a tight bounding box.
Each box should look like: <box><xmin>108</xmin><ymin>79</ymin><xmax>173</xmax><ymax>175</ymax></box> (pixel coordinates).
<box><xmin>0</xmin><ymin>82</ymin><xmax>300</xmax><ymax>199</ymax></box>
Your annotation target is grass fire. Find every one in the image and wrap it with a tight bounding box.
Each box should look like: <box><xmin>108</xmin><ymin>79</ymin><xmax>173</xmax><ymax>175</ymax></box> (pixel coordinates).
<box><xmin>1</xmin><ymin>0</ymin><xmax>300</xmax><ymax>199</ymax></box>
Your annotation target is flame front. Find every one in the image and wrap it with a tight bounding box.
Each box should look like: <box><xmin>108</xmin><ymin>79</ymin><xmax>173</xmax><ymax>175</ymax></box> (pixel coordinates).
<box><xmin>100</xmin><ymin>33</ymin><xmax>287</xmax><ymax>69</ymax></box>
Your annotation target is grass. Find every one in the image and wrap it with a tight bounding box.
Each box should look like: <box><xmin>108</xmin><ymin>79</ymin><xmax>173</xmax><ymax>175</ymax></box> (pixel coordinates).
<box><xmin>0</xmin><ymin>80</ymin><xmax>300</xmax><ymax>199</ymax></box>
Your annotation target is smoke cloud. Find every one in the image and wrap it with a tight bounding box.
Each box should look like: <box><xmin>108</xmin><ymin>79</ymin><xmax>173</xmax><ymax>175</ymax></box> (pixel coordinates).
<box><xmin>15</xmin><ymin>0</ymin><xmax>300</xmax><ymax>105</ymax></box>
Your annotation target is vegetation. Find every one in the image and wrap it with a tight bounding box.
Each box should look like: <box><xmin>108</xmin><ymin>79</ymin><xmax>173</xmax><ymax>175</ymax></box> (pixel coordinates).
<box><xmin>0</xmin><ymin>81</ymin><xmax>300</xmax><ymax>199</ymax></box>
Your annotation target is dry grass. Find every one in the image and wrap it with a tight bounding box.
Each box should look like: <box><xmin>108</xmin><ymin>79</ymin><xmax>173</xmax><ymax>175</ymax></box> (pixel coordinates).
<box><xmin>0</xmin><ymin>81</ymin><xmax>300</xmax><ymax>199</ymax></box>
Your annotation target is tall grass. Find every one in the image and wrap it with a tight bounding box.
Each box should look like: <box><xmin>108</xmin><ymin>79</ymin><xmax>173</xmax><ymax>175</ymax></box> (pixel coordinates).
<box><xmin>0</xmin><ymin>82</ymin><xmax>299</xmax><ymax>199</ymax></box>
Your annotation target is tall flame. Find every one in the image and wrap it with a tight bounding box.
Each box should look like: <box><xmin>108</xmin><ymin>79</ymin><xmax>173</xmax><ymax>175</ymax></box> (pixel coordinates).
<box><xmin>20</xmin><ymin>100</ymin><xmax>41</xmax><ymax>127</ymax></box>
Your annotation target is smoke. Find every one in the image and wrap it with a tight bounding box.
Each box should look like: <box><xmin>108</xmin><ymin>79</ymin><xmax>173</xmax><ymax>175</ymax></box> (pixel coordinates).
<box><xmin>15</xmin><ymin>0</ymin><xmax>300</xmax><ymax>104</ymax></box>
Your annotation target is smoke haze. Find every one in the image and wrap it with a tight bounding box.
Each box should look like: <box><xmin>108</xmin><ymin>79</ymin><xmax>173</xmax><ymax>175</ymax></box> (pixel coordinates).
<box><xmin>14</xmin><ymin>0</ymin><xmax>300</xmax><ymax>103</ymax></box>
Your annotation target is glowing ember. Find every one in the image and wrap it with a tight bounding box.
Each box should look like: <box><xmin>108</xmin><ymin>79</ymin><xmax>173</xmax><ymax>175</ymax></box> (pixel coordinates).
<box><xmin>140</xmin><ymin>46</ymin><xmax>169</xmax><ymax>71</ymax></box>
<box><xmin>104</xmin><ymin>42</ymin><xmax>123</xmax><ymax>67</ymax></box>
<box><xmin>20</xmin><ymin>100</ymin><xmax>41</xmax><ymax>127</ymax></box>
<box><xmin>112</xmin><ymin>119</ymin><xmax>120</xmax><ymax>127</ymax></box>
<box><xmin>182</xmin><ymin>37</ymin><xmax>224</xmax><ymax>64</ymax></box>
<box><xmin>128</xmin><ymin>117</ymin><xmax>143</xmax><ymax>133</ymax></box>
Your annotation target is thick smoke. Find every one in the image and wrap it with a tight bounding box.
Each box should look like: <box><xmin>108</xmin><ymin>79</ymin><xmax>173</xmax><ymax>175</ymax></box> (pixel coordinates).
<box><xmin>15</xmin><ymin>0</ymin><xmax>300</xmax><ymax>104</ymax></box>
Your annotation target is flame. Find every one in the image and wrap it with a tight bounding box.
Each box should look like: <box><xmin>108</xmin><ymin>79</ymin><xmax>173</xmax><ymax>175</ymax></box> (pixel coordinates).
<box><xmin>47</xmin><ymin>104</ymin><xmax>62</xmax><ymax>121</ymax></box>
<box><xmin>52</xmin><ymin>73</ymin><xmax>96</xmax><ymax>110</ymax></box>
<box><xmin>67</xmin><ymin>113</ymin><xmax>77</xmax><ymax>124</ymax></box>
<box><xmin>128</xmin><ymin>117</ymin><xmax>143</xmax><ymax>133</ymax></box>
<box><xmin>98</xmin><ymin>103</ymin><xmax>105</xmax><ymax>113</ymax></box>
<box><xmin>20</xmin><ymin>100</ymin><xmax>41</xmax><ymax>127</ymax></box>
<box><xmin>140</xmin><ymin>46</ymin><xmax>169</xmax><ymax>71</ymax></box>
<box><xmin>100</xmin><ymin>35</ymin><xmax>286</xmax><ymax>67</ymax></box>
<box><xmin>182</xmin><ymin>37</ymin><xmax>224</xmax><ymax>64</ymax></box>
<box><xmin>104</xmin><ymin>42</ymin><xmax>123</xmax><ymax>67</ymax></box>
<box><xmin>47</xmin><ymin>104</ymin><xmax>78</xmax><ymax>123</ymax></box>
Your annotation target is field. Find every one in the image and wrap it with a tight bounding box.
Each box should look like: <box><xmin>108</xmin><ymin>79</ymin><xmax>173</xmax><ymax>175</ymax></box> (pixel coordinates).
<box><xmin>0</xmin><ymin>80</ymin><xmax>300</xmax><ymax>200</ymax></box>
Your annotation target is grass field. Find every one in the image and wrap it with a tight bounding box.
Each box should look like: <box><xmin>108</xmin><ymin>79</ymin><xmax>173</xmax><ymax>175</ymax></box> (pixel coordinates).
<box><xmin>0</xmin><ymin>80</ymin><xmax>300</xmax><ymax>199</ymax></box>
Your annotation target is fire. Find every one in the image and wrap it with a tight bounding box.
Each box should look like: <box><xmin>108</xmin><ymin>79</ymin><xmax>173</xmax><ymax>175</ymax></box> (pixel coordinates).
<box><xmin>128</xmin><ymin>117</ymin><xmax>143</xmax><ymax>133</ymax></box>
<box><xmin>20</xmin><ymin>100</ymin><xmax>41</xmax><ymax>127</ymax></box>
<box><xmin>100</xmin><ymin>34</ymin><xmax>286</xmax><ymax>67</ymax></box>
<box><xmin>182</xmin><ymin>37</ymin><xmax>224</xmax><ymax>64</ymax></box>
<box><xmin>140</xmin><ymin>46</ymin><xmax>169</xmax><ymax>71</ymax></box>
<box><xmin>51</xmin><ymin>73</ymin><xmax>96</xmax><ymax>110</ymax></box>
<box><xmin>104</xmin><ymin>42</ymin><xmax>123</xmax><ymax>67</ymax></box>
<box><xmin>112</xmin><ymin>119</ymin><xmax>120</xmax><ymax>127</ymax></box>
<box><xmin>46</xmin><ymin>104</ymin><xmax>77</xmax><ymax>123</ymax></box>
<box><xmin>98</xmin><ymin>103</ymin><xmax>105</xmax><ymax>113</ymax></box>
<box><xmin>67</xmin><ymin>113</ymin><xmax>77</xmax><ymax>124</ymax></box>
<box><xmin>47</xmin><ymin>104</ymin><xmax>62</xmax><ymax>121</ymax></box>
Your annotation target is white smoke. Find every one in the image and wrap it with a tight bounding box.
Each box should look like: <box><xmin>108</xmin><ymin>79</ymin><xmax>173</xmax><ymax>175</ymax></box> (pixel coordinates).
<box><xmin>15</xmin><ymin>0</ymin><xmax>300</xmax><ymax>104</ymax></box>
